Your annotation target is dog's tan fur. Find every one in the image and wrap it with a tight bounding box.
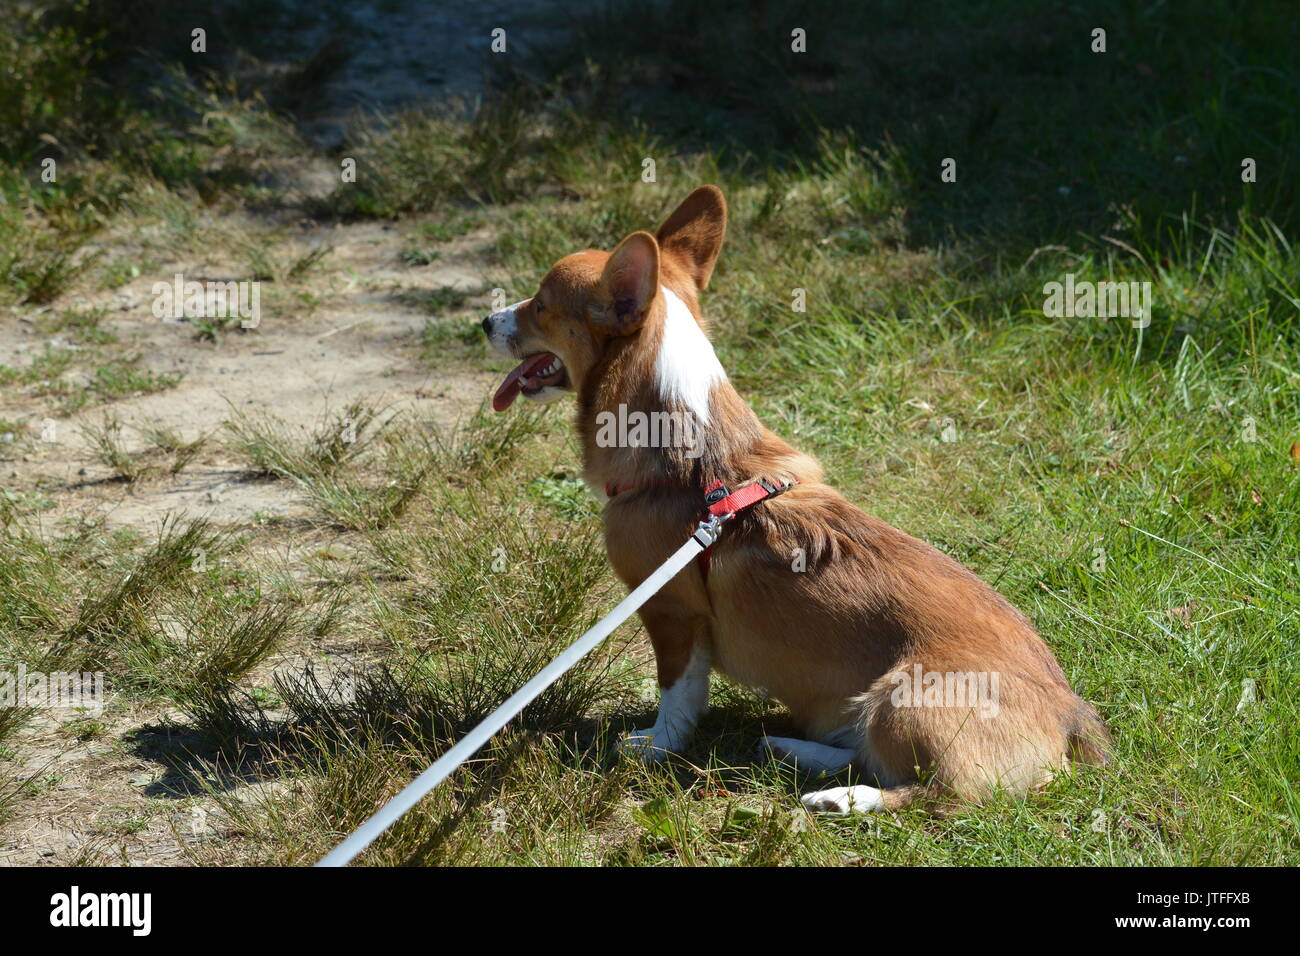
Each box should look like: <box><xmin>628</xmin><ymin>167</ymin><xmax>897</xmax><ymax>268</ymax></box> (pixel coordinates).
<box><xmin>485</xmin><ymin>186</ymin><xmax>1109</xmax><ymax>811</ymax></box>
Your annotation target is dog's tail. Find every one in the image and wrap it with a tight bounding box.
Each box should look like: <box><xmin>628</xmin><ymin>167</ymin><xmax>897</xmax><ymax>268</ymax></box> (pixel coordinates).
<box><xmin>1066</xmin><ymin>699</ymin><xmax>1112</xmax><ymax>765</ymax></box>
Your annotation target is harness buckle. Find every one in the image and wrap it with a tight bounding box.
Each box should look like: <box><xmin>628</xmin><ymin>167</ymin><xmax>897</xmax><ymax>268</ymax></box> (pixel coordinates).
<box><xmin>703</xmin><ymin>482</ymin><xmax>730</xmax><ymax>507</ymax></box>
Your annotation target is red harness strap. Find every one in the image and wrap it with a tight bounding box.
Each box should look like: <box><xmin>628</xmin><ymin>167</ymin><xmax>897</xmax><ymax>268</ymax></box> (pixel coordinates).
<box><xmin>698</xmin><ymin>478</ymin><xmax>792</xmax><ymax>582</ymax></box>
<box><xmin>702</xmin><ymin>478</ymin><xmax>787</xmax><ymax>518</ymax></box>
<box><xmin>605</xmin><ymin>476</ymin><xmax>793</xmax><ymax>584</ymax></box>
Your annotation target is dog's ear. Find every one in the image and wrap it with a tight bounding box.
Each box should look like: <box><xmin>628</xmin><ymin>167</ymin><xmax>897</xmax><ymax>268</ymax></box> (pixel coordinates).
<box><xmin>655</xmin><ymin>185</ymin><xmax>727</xmax><ymax>291</ymax></box>
<box><xmin>593</xmin><ymin>231</ymin><xmax>660</xmax><ymax>336</ymax></box>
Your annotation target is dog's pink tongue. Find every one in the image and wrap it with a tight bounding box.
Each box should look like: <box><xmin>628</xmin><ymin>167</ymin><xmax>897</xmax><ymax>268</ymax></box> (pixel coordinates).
<box><xmin>492</xmin><ymin>353</ymin><xmax>556</xmax><ymax>412</ymax></box>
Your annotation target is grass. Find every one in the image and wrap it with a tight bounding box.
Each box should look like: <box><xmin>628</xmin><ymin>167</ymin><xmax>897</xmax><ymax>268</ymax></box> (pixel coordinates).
<box><xmin>0</xmin><ymin>346</ymin><xmax>183</xmax><ymax>416</ymax></box>
<box><xmin>78</xmin><ymin>416</ymin><xmax>209</xmax><ymax>482</ymax></box>
<box><xmin>0</xmin><ymin>0</ymin><xmax>1297</xmax><ymax>865</ymax></box>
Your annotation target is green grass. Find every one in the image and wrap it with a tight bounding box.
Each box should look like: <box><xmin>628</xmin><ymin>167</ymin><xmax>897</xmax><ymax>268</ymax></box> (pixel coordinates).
<box><xmin>0</xmin><ymin>347</ymin><xmax>183</xmax><ymax>416</ymax></box>
<box><xmin>0</xmin><ymin>0</ymin><xmax>1296</xmax><ymax>865</ymax></box>
<box><xmin>77</xmin><ymin>416</ymin><xmax>209</xmax><ymax>482</ymax></box>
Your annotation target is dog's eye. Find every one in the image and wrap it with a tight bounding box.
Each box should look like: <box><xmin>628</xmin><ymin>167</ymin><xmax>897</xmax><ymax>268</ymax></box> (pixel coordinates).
<box><xmin>535</xmin><ymin>299</ymin><xmax>546</xmax><ymax>312</ymax></box>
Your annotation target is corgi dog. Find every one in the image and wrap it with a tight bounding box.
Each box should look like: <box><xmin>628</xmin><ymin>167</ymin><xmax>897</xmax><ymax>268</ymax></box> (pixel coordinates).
<box><xmin>482</xmin><ymin>186</ymin><xmax>1109</xmax><ymax>813</ymax></box>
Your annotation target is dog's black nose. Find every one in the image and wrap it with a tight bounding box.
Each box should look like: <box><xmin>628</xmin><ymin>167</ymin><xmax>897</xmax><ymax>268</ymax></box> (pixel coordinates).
<box><xmin>481</xmin><ymin>316</ymin><xmax>492</xmax><ymax>334</ymax></box>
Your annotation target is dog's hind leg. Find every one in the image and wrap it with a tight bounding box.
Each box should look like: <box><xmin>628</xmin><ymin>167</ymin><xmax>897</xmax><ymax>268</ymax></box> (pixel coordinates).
<box><xmin>761</xmin><ymin>731</ymin><xmax>927</xmax><ymax>814</ymax></box>
<box><xmin>759</xmin><ymin>736</ymin><xmax>856</xmax><ymax>773</ymax></box>
<box><xmin>800</xmin><ymin>785</ymin><xmax>886</xmax><ymax>813</ymax></box>
<box><xmin>800</xmin><ymin>783</ymin><xmax>930</xmax><ymax>814</ymax></box>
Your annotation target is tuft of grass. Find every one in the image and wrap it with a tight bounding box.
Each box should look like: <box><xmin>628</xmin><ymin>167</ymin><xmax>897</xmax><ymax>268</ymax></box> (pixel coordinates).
<box><xmin>223</xmin><ymin>401</ymin><xmax>384</xmax><ymax>481</ymax></box>
<box><xmin>117</xmin><ymin>588</ymin><xmax>301</xmax><ymax>750</ymax></box>
<box><xmin>1</xmin><ymin>344</ymin><xmax>182</xmax><ymax>415</ymax></box>
<box><xmin>79</xmin><ymin>414</ymin><xmax>143</xmax><ymax>482</ymax></box>
<box><xmin>78</xmin><ymin>418</ymin><xmax>209</xmax><ymax>482</ymax></box>
<box><xmin>40</xmin><ymin>307</ymin><xmax>118</xmax><ymax>345</ymax></box>
<box><xmin>0</xmin><ymin>225</ymin><xmax>100</xmax><ymax>306</ymax></box>
<box><xmin>59</xmin><ymin>517</ymin><xmax>225</xmax><ymax>666</ymax></box>
<box><xmin>230</xmin><ymin>230</ymin><xmax>333</xmax><ymax>284</ymax></box>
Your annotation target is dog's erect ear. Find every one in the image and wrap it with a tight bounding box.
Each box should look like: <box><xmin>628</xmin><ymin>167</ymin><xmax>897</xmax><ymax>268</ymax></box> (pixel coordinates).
<box><xmin>593</xmin><ymin>231</ymin><xmax>660</xmax><ymax>336</ymax></box>
<box><xmin>655</xmin><ymin>185</ymin><xmax>727</xmax><ymax>291</ymax></box>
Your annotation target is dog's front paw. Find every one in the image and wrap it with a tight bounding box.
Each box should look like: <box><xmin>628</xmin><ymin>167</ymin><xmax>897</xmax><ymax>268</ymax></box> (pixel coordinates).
<box><xmin>620</xmin><ymin>729</ymin><xmax>673</xmax><ymax>762</ymax></box>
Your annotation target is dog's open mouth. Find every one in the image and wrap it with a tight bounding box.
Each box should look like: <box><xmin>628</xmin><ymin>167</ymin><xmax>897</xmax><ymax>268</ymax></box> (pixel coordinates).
<box><xmin>492</xmin><ymin>352</ymin><xmax>566</xmax><ymax>412</ymax></box>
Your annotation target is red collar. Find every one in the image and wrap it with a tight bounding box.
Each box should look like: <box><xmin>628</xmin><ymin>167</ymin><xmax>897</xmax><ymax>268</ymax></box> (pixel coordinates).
<box><xmin>603</xmin><ymin>479</ymin><xmax>672</xmax><ymax>498</ymax></box>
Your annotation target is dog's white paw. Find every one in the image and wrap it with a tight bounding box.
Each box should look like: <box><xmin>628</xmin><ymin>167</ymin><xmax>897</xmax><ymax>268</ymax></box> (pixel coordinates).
<box><xmin>620</xmin><ymin>729</ymin><xmax>673</xmax><ymax>762</ymax></box>
<box><xmin>800</xmin><ymin>785</ymin><xmax>884</xmax><ymax>815</ymax></box>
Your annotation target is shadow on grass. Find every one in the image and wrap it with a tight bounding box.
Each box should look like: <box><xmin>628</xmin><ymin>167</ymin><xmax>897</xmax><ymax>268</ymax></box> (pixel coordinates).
<box><xmin>527</xmin><ymin>0</ymin><xmax>1299</xmax><ymax>250</ymax></box>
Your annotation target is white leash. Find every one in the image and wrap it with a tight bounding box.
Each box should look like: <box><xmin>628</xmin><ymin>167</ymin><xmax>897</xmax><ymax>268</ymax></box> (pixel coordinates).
<box><xmin>316</xmin><ymin>513</ymin><xmax>730</xmax><ymax>867</ymax></box>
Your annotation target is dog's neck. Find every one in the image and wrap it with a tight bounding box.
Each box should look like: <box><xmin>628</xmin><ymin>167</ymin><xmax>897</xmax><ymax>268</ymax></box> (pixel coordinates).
<box><xmin>577</xmin><ymin>286</ymin><xmax>764</xmax><ymax>490</ymax></box>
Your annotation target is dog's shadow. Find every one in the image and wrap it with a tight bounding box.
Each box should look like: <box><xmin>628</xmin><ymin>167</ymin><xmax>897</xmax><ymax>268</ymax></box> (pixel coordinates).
<box><xmin>593</xmin><ymin>697</ymin><xmax>855</xmax><ymax>802</ymax></box>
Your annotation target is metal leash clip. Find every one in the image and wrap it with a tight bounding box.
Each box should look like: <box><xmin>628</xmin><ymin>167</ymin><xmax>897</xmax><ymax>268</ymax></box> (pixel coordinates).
<box><xmin>692</xmin><ymin>511</ymin><xmax>732</xmax><ymax>548</ymax></box>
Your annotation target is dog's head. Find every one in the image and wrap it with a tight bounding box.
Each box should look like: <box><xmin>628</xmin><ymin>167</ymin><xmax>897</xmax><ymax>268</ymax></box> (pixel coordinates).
<box><xmin>482</xmin><ymin>185</ymin><xmax>727</xmax><ymax>412</ymax></box>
